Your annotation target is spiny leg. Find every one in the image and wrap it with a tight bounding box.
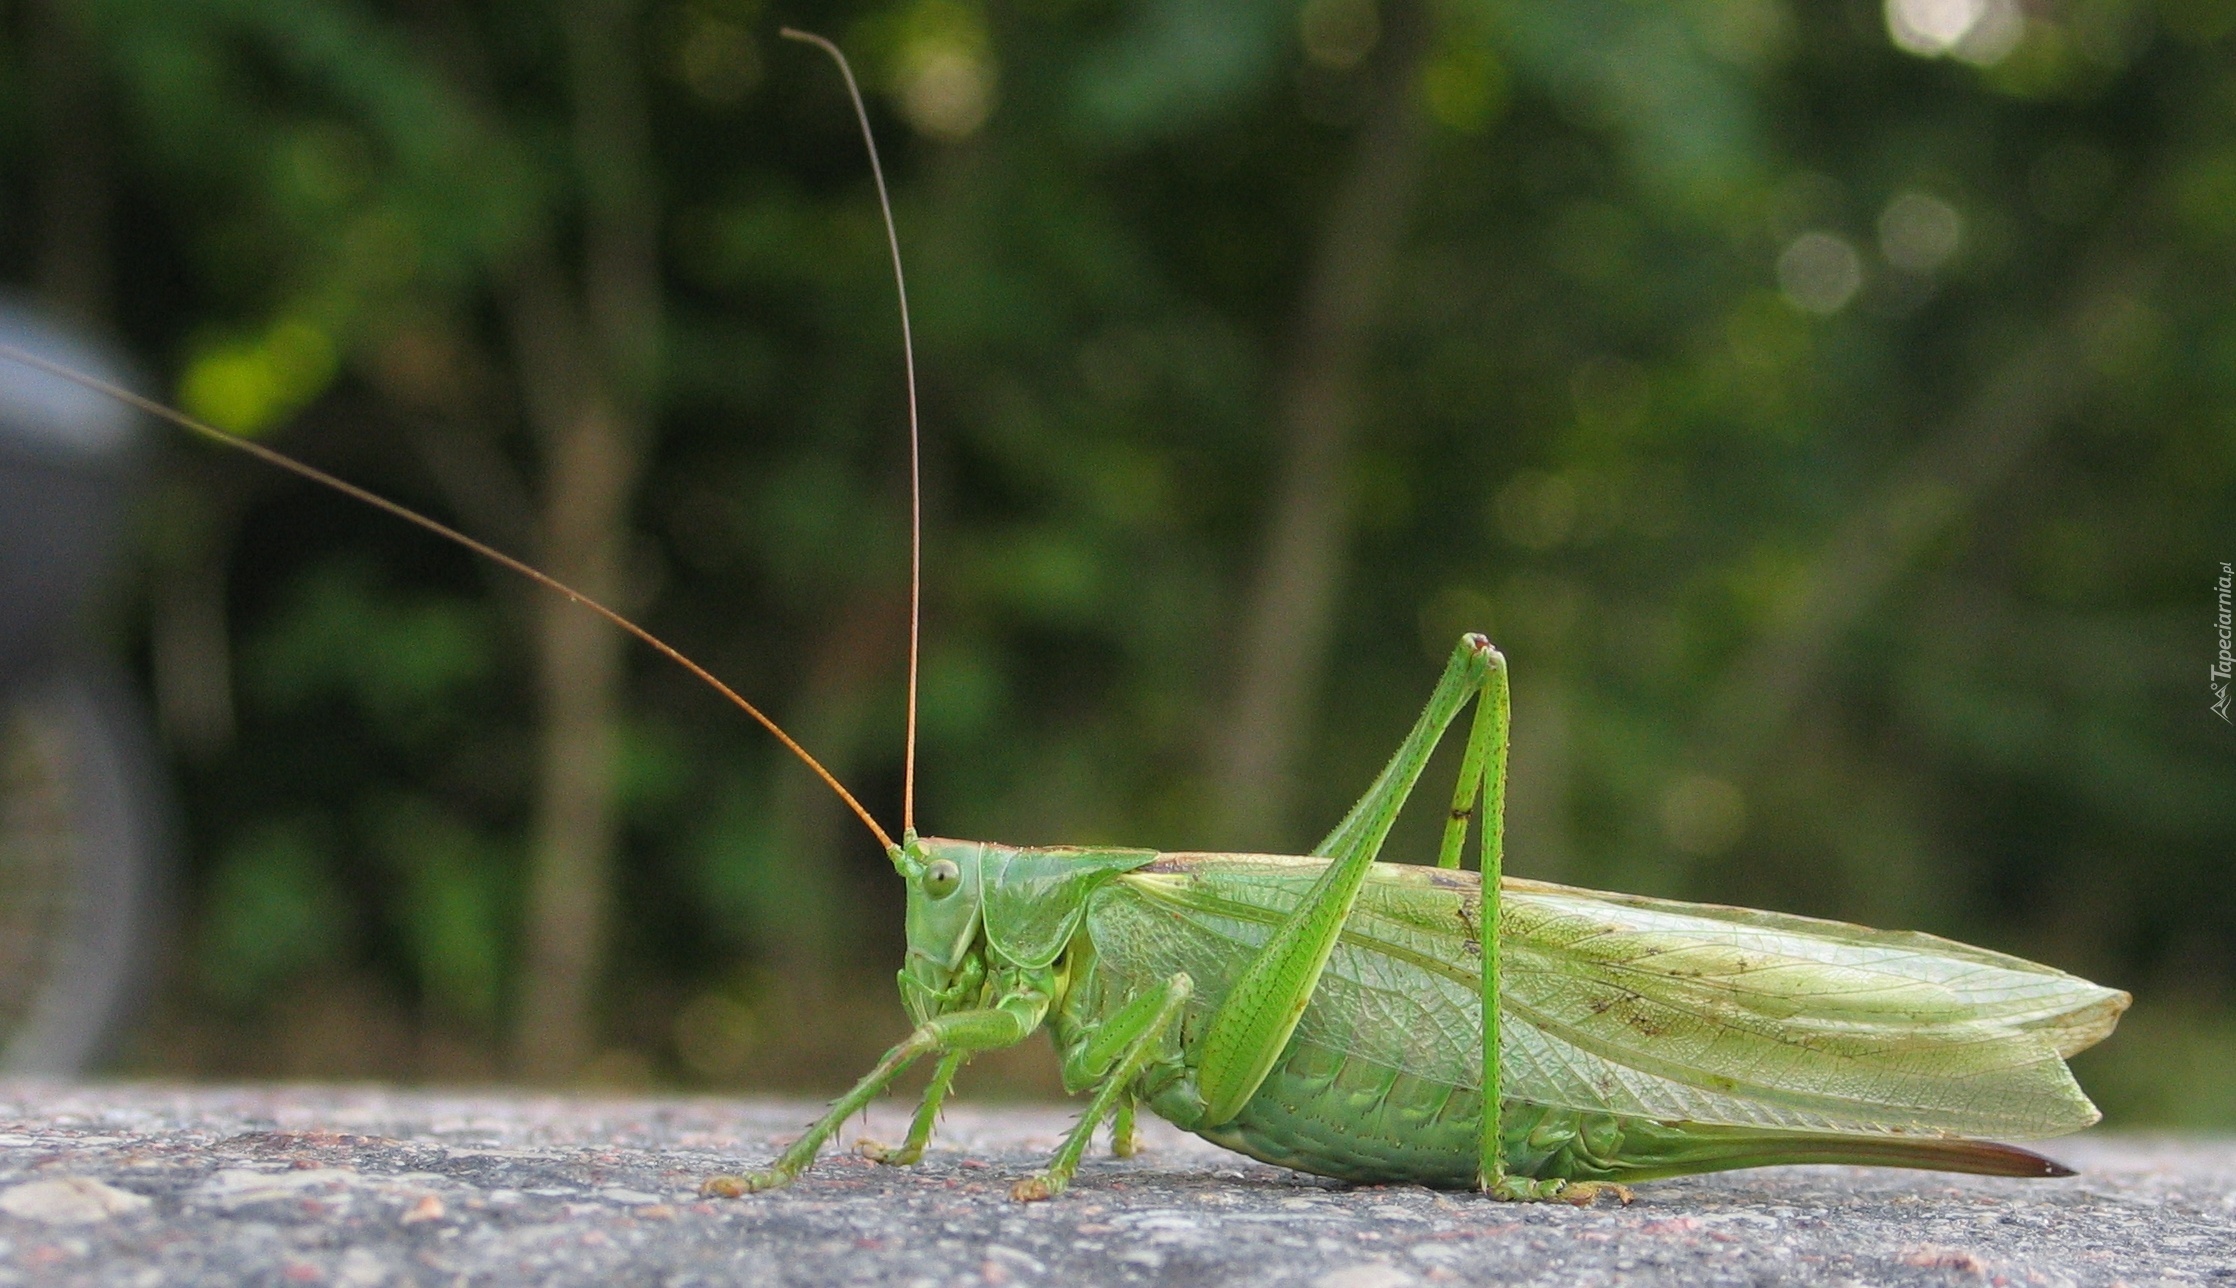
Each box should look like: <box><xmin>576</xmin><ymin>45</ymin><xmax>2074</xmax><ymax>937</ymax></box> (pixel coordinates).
<box><xmin>1012</xmin><ymin>972</ymin><xmax>1192</xmax><ymax>1201</ymax></box>
<box><xmin>702</xmin><ymin>1032</ymin><xmax>933</xmax><ymax>1196</ymax></box>
<box><xmin>1055</xmin><ymin>985</ymin><xmax>1168</xmax><ymax>1159</ymax></box>
<box><xmin>1110</xmin><ymin>1092</ymin><xmax>1139</xmax><ymax>1158</ymax></box>
<box><xmin>1452</xmin><ymin>649</ymin><xmax>1513</xmax><ymax>1197</ymax></box>
<box><xmin>1311</xmin><ymin>636</ymin><xmax>1502</xmax><ymax>863</ymax></box>
<box><xmin>1195</xmin><ymin>636</ymin><xmax>1504</xmax><ymax>1129</ymax></box>
<box><xmin>1435</xmin><ymin>650</ymin><xmax>1624</xmax><ymax>1207</ymax></box>
<box><xmin>859</xmin><ymin>1049</ymin><xmax>966</xmax><ymax>1166</ymax></box>
<box><xmin>703</xmin><ymin>1005</ymin><xmax>1033</xmax><ymax>1196</ymax></box>
<box><xmin>1290</xmin><ymin>635</ymin><xmax>1601</xmax><ymax>1203</ymax></box>
<box><xmin>1434</xmin><ymin>655</ymin><xmax>1507</xmax><ymax>873</ymax></box>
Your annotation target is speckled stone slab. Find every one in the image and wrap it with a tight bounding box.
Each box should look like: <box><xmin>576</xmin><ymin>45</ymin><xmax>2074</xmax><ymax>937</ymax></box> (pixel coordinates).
<box><xmin>1</xmin><ymin>1083</ymin><xmax>2230</xmax><ymax>1286</ymax></box>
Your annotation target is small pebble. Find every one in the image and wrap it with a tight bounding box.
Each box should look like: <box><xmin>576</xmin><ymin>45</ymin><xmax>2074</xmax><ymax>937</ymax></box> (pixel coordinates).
<box><xmin>0</xmin><ymin>1178</ymin><xmax>150</xmax><ymax>1225</ymax></box>
<box><xmin>399</xmin><ymin>1194</ymin><xmax>445</xmax><ymax>1225</ymax></box>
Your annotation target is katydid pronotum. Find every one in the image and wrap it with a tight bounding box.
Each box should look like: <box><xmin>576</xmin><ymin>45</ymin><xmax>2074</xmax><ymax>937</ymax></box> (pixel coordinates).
<box><xmin>0</xmin><ymin>31</ymin><xmax>2126</xmax><ymax>1206</ymax></box>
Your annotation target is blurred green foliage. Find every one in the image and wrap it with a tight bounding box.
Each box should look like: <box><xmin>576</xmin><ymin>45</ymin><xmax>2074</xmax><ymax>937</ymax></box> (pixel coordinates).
<box><xmin>2</xmin><ymin>0</ymin><xmax>2231</xmax><ymax>1117</ymax></box>
<box><xmin>196</xmin><ymin>819</ymin><xmax>348</xmax><ymax>1009</ymax></box>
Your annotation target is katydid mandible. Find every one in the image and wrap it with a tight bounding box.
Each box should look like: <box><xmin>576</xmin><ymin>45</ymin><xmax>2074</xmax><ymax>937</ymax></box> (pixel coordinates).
<box><xmin>0</xmin><ymin>31</ymin><xmax>2127</xmax><ymax>1207</ymax></box>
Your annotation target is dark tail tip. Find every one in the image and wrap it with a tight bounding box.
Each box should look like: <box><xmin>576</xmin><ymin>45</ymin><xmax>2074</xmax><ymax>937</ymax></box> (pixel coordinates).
<box><xmin>1806</xmin><ymin>1134</ymin><xmax>2084</xmax><ymax>1179</ymax></box>
<box><xmin>1931</xmin><ymin>1137</ymin><xmax>2077</xmax><ymax>1178</ymax></box>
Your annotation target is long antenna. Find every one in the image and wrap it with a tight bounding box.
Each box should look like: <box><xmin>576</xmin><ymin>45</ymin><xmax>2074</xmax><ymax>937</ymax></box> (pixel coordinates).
<box><xmin>781</xmin><ymin>28</ymin><xmax>923</xmax><ymax>838</ymax></box>
<box><xmin>0</xmin><ymin>341</ymin><xmax>897</xmax><ymax>854</ymax></box>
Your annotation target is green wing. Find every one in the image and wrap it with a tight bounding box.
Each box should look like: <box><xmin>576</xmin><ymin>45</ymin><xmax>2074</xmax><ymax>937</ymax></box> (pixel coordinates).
<box><xmin>1494</xmin><ymin>877</ymin><xmax>2125</xmax><ymax>1137</ymax></box>
<box><xmin>1110</xmin><ymin>856</ymin><xmax>2126</xmax><ymax>1140</ymax></box>
<box><xmin>1503</xmin><ymin>878</ymin><xmax>2125</xmax><ymax>1059</ymax></box>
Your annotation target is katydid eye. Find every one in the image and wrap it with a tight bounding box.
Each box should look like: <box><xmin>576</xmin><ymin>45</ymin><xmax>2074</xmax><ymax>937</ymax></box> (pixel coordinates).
<box><xmin>923</xmin><ymin>859</ymin><xmax>961</xmax><ymax>898</ymax></box>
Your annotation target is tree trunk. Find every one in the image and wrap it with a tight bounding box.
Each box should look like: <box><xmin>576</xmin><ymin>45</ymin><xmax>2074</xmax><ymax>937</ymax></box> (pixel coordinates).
<box><xmin>29</xmin><ymin>0</ymin><xmax>112</xmax><ymax>329</ymax></box>
<box><xmin>1643</xmin><ymin>255</ymin><xmax>2146</xmax><ymax>892</ymax></box>
<box><xmin>509</xmin><ymin>0</ymin><xmax>660</xmax><ymax>1081</ymax></box>
<box><xmin>1695</xmin><ymin>259</ymin><xmax>2142</xmax><ymax>773</ymax></box>
<box><xmin>28</xmin><ymin>0</ymin><xmax>246</xmax><ymax>761</ymax></box>
<box><xmin>513</xmin><ymin>364</ymin><xmax>642</xmax><ymax>1079</ymax></box>
<box><xmin>1505</xmin><ymin>679</ymin><xmax>1574</xmax><ymax>881</ymax></box>
<box><xmin>764</xmin><ymin>594</ymin><xmax>903</xmax><ymax>1028</ymax></box>
<box><xmin>1212</xmin><ymin>0</ymin><xmax>1434</xmax><ymax>849</ymax></box>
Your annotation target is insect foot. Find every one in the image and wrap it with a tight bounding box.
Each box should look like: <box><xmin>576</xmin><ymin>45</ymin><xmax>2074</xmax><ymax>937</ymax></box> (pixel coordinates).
<box><xmin>1481</xmin><ymin>1175</ymin><xmax>1629</xmax><ymax>1205</ymax></box>
<box><xmin>698</xmin><ymin>1170</ymin><xmax>789</xmax><ymax>1198</ymax></box>
<box><xmin>855</xmin><ymin>1139</ymin><xmax>924</xmax><ymax>1166</ymax></box>
<box><xmin>1558</xmin><ymin>1182</ymin><xmax>1634</xmax><ymax>1207</ymax></box>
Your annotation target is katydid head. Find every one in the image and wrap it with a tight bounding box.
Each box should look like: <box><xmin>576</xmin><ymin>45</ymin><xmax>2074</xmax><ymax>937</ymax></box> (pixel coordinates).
<box><xmin>895</xmin><ymin>835</ymin><xmax>990</xmax><ymax>1024</ymax></box>
<box><xmin>894</xmin><ymin>837</ymin><xmax>1162</xmax><ymax>1023</ymax></box>
<box><xmin>896</xmin><ymin>835</ymin><xmax>984</xmax><ymax>967</ymax></box>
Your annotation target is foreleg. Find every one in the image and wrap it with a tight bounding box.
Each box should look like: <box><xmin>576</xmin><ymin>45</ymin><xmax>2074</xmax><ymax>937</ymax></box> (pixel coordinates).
<box><xmin>859</xmin><ymin>1049</ymin><xmax>966</xmax><ymax>1166</ymax></box>
<box><xmin>703</xmin><ymin>1005</ymin><xmax>1033</xmax><ymax>1196</ymax></box>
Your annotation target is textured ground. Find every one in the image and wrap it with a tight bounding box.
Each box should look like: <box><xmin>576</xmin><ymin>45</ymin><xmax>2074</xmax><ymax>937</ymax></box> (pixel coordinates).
<box><xmin>0</xmin><ymin>1083</ymin><xmax>2229</xmax><ymax>1286</ymax></box>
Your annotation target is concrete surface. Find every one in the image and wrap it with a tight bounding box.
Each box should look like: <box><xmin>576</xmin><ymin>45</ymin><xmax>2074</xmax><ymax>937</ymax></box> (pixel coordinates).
<box><xmin>0</xmin><ymin>1083</ymin><xmax>2230</xmax><ymax>1286</ymax></box>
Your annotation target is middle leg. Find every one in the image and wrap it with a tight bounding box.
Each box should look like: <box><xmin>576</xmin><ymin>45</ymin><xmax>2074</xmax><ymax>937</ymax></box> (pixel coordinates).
<box><xmin>1013</xmin><ymin>972</ymin><xmax>1192</xmax><ymax>1201</ymax></box>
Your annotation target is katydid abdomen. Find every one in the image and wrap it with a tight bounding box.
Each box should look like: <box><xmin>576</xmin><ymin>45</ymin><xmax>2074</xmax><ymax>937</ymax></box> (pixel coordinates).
<box><xmin>1050</xmin><ymin>851</ymin><xmax>2119</xmax><ymax>1189</ymax></box>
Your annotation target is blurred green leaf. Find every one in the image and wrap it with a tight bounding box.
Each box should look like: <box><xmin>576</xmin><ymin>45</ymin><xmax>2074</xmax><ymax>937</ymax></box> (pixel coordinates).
<box><xmin>368</xmin><ymin>797</ymin><xmax>508</xmax><ymax>1027</ymax></box>
<box><xmin>242</xmin><ymin>562</ymin><xmax>494</xmax><ymax>741</ymax></box>
<box><xmin>196</xmin><ymin>821</ymin><xmax>349</xmax><ymax>1008</ymax></box>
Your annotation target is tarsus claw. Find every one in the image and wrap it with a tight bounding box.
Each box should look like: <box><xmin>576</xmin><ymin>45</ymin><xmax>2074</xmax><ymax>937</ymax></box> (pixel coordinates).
<box><xmin>1482</xmin><ymin>1174</ymin><xmax>1625</xmax><ymax>1204</ymax></box>
<box><xmin>857</xmin><ymin>1139</ymin><xmax>908</xmax><ymax>1164</ymax></box>
<box><xmin>699</xmin><ymin>1170</ymin><xmax>787</xmax><ymax>1198</ymax></box>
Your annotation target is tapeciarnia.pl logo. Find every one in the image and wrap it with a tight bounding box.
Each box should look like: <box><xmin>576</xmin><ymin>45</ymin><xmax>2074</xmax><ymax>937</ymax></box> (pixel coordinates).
<box><xmin>2214</xmin><ymin>561</ymin><xmax>2233</xmax><ymax>723</ymax></box>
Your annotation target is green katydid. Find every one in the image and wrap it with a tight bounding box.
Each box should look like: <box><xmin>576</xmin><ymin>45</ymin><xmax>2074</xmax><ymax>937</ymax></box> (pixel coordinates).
<box><xmin>680</xmin><ymin>32</ymin><xmax>2125</xmax><ymax>1204</ymax></box>
<box><xmin>0</xmin><ymin>30</ymin><xmax>2126</xmax><ymax>1207</ymax></box>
